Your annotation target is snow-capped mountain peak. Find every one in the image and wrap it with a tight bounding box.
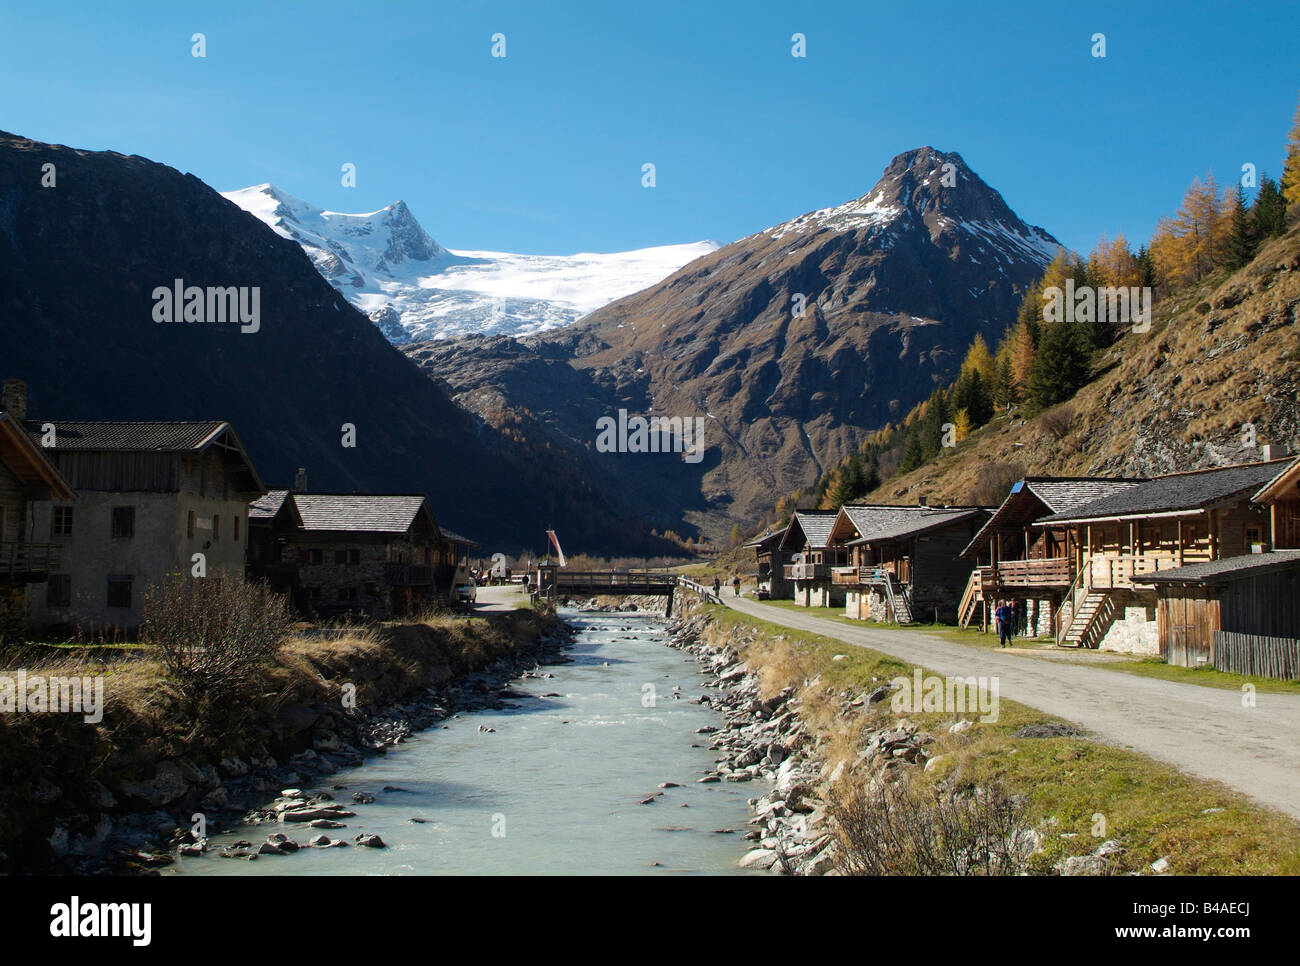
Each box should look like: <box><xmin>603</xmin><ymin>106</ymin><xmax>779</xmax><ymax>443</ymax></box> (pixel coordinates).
<box><xmin>222</xmin><ymin>184</ymin><xmax>717</xmax><ymax>342</ymax></box>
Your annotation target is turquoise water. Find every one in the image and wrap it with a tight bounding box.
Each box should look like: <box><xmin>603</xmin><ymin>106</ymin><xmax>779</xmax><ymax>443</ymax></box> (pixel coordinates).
<box><xmin>171</xmin><ymin>611</ymin><xmax>757</xmax><ymax>875</ymax></box>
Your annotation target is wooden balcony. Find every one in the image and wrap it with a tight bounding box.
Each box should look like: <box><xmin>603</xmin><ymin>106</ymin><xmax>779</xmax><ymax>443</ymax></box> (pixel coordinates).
<box><xmin>383</xmin><ymin>563</ymin><xmax>434</xmax><ymax>586</ymax></box>
<box><xmin>1090</xmin><ymin>553</ymin><xmax>1187</xmax><ymax>589</ymax></box>
<box><xmin>787</xmin><ymin>562</ymin><xmax>829</xmax><ymax>581</ymax></box>
<box><xmin>0</xmin><ymin>541</ymin><xmax>61</xmax><ymax>583</ymax></box>
<box><xmin>831</xmin><ymin>566</ymin><xmax>860</xmax><ymax>586</ymax></box>
<box><xmin>982</xmin><ymin>558</ymin><xmax>1073</xmax><ymax>589</ymax></box>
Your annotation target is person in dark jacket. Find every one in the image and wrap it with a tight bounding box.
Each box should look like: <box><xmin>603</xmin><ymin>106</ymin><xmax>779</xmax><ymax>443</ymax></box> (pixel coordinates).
<box><xmin>994</xmin><ymin>600</ymin><xmax>1014</xmax><ymax>647</ymax></box>
<box><xmin>732</xmin><ymin>574</ymin><xmax>741</xmax><ymax>596</ymax></box>
<box><xmin>712</xmin><ymin>576</ymin><xmax>721</xmax><ymax>598</ymax></box>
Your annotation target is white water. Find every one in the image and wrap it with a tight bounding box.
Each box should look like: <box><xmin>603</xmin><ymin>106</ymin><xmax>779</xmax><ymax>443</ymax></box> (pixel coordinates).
<box><xmin>171</xmin><ymin>611</ymin><xmax>759</xmax><ymax>875</ymax></box>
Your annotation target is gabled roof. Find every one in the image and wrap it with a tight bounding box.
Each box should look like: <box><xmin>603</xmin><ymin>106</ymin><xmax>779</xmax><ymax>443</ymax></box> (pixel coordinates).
<box><xmin>22</xmin><ymin>419</ymin><xmax>264</xmax><ymax>494</ymax></box>
<box><xmin>292</xmin><ymin>494</ymin><xmax>438</xmax><ymax>535</ymax></box>
<box><xmin>839</xmin><ymin>506</ymin><xmax>987</xmax><ymax>546</ymax></box>
<box><xmin>1253</xmin><ymin>455</ymin><xmax>1300</xmax><ymax>505</ymax></box>
<box><xmin>743</xmin><ymin>527</ymin><xmax>786</xmax><ymax>551</ymax></box>
<box><xmin>962</xmin><ymin>476</ymin><xmax>1145</xmax><ymax>557</ymax></box>
<box><xmin>1036</xmin><ymin>460</ymin><xmax>1291</xmax><ymax>526</ymax></box>
<box><xmin>0</xmin><ymin>413</ymin><xmax>74</xmax><ymax>501</ymax></box>
<box><xmin>779</xmin><ymin>511</ymin><xmax>838</xmax><ymax>551</ymax></box>
<box><xmin>23</xmin><ymin>420</ymin><xmax>231</xmax><ymax>452</ymax></box>
<box><xmin>1135</xmin><ymin>550</ymin><xmax>1300</xmax><ymax>585</ymax></box>
<box><xmin>248</xmin><ymin>489</ymin><xmax>303</xmax><ymax>527</ymax></box>
<box><xmin>439</xmin><ymin>528</ymin><xmax>479</xmax><ymax>548</ymax></box>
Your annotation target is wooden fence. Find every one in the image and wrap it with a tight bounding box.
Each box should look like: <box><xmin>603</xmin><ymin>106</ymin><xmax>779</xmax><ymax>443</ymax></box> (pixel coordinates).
<box><xmin>1213</xmin><ymin>630</ymin><xmax>1300</xmax><ymax>680</ymax></box>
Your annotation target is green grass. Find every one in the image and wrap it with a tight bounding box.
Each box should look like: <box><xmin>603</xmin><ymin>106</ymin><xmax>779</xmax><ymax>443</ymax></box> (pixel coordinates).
<box><xmin>703</xmin><ymin>601</ymin><xmax>1300</xmax><ymax>875</ymax></box>
<box><xmin>1097</xmin><ymin>657</ymin><xmax>1300</xmax><ymax>695</ymax></box>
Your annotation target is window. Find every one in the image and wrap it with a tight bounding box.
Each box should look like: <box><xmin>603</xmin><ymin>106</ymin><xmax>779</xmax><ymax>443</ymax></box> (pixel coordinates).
<box><xmin>212</xmin><ymin>515</ymin><xmax>221</xmax><ymax>540</ymax></box>
<box><xmin>47</xmin><ymin>575</ymin><xmax>71</xmax><ymax>608</ymax></box>
<box><xmin>187</xmin><ymin>511</ymin><xmax>195</xmax><ymax>539</ymax></box>
<box><xmin>107</xmin><ymin>576</ymin><xmax>133</xmax><ymax>609</ymax></box>
<box><xmin>233</xmin><ymin>516</ymin><xmax>241</xmax><ymax>542</ymax></box>
<box><xmin>111</xmin><ymin>506</ymin><xmax>135</xmax><ymax>539</ymax></box>
<box><xmin>342</xmin><ymin>586</ymin><xmax>359</xmax><ymax>602</ymax></box>
<box><xmin>51</xmin><ymin>506</ymin><xmax>73</xmax><ymax>537</ymax></box>
<box><xmin>364</xmin><ymin>582</ymin><xmax>378</xmax><ymax>597</ymax></box>
<box><xmin>335</xmin><ymin>549</ymin><xmax>360</xmax><ymax>565</ymax></box>
<box><xmin>306</xmin><ymin>549</ymin><xmax>324</xmax><ymax>565</ymax></box>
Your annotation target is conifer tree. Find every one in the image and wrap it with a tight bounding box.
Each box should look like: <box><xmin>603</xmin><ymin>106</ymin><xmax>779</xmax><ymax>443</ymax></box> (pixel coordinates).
<box><xmin>1026</xmin><ymin>319</ymin><xmax>1090</xmax><ymax>414</ymax></box>
<box><xmin>1224</xmin><ymin>183</ymin><xmax>1257</xmax><ymax>271</ymax></box>
<box><xmin>899</xmin><ymin>430</ymin><xmax>924</xmax><ymax>474</ymax></box>
<box><xmin>1255</xmin><ymin>175</ymin><xmax>1287</xmax><ymax>238</ymax></box>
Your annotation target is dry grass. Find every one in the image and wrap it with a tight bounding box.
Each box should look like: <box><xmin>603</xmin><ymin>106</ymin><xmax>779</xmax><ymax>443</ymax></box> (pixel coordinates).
<box><xmin>699</xmin><ymin>602</ymin><xmax>1300</xmax><ymax>874</ymax></box>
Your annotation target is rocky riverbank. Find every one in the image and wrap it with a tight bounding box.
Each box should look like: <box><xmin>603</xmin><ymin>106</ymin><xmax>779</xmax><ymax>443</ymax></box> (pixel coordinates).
<box><xmin>1</xmin><ymin>610</ymin><xmax>569</xmax><ymax>874</ymax></box>
<box><xmin>665</xmin><ymin>605</ymin><xmax>838</xmax><ymax>875</ymax></box>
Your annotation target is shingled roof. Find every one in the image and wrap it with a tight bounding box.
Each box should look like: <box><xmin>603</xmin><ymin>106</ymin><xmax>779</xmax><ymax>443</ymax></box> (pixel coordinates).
<box><xmin>840</xmin><ymin>506</ymin><xmax>986</xmax><ymax>545</ymax></box>
<box><xmin>1036</xmin><ymin>460</ymin><xmax>1293</xmax><ymax>525</ymax></box>
<box><xmin>1135</xmin><ymin>550</ymin><xmax>1300</xmax><ymax>585</ymax></box>
<box><xmin>743</xmin><ymin>527</ymin><xmax>785</xmax><ymax>551</ymax></box>
<box><xmin>23</xmin><ymin>420</ymin><xmax>230</xmax><ymax>452</ymax></box>
<box><xmin>292</xmin><ymin>494</ymin><xmax>436</xmax><ymax>535</ymax></box>
<box><xmin>249</xmin><ymin>489</ymin><xmax>294</xmax><ymax>522</ymax></box>
<box><xmin>780</xmin><ymin>511</ymin><xmax>839</xmax><ymax>551</ymax></box>
<box><xmin>962</xmin><ymin>477</ymin><xmax>1145</xmax><ymax>557</ymax></box>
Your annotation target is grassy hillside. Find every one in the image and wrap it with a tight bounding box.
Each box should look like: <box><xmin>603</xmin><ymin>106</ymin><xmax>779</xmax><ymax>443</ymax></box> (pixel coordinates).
<box><xmin>858</xmin><ymin>226</ymin><xmax>1300</xmax><ymax>508</ymax></box>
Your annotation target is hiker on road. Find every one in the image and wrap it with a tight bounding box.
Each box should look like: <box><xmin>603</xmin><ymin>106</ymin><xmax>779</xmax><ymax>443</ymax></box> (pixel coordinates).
<box><xmin>712</xmin><ymin>576</ymin><xmax>721</xmax><ymax>598</ymax></box>
<box><xmin>994</xmin><ymin>600</ymin><xmax>1014</xmax><ymax>648</ymax></box>
<box><xmin>732</xmin><ymin>575</ymin><xmax>741</xmax><ymax>596</ymax></box>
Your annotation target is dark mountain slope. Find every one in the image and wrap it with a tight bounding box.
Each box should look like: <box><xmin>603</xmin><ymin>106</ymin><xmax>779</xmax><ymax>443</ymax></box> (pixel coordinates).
<box><xmin>411</xmin><ymin>148</ymin><xmax>1062</xmax><ymax>541</ymax></box>
<box><xmin>0</xmin><ymin>131</ymin><xmax>646</xmax><ymax>552</ymax></box>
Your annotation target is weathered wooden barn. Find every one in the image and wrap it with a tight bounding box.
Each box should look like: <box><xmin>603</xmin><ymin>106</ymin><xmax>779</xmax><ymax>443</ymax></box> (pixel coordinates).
<box><xmin>247</xmin><ymin>490</ymin><xmax>477</xmax><ymax>618</ymax></box>
<box><xmin>779</xmin><ymin>511</ymin><xmax>843</xmax><ymax>607</ymax></box>
<box><xmin>829</xmin><ymin>504</ymin><xmax>989</xmax><ymax>623</ymax></box>
<box><xmin>744</xmin><ymin>526</ymin><xmax>790</xmax><ymax>599</ymax></box>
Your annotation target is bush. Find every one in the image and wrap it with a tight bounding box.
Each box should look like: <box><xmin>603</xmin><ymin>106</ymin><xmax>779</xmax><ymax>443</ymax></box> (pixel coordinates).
<box><xmin>828</xmin><ymin>777</ymin><xmax>1034</xmax><ymax>875</ymax></box>
<box><xmin>1039</xmin><ymin>403</ymin><xmax>1077</xmax><ymax>441</ymax></box>
<box><xmin>969</xmin><ymin>461</ymin><xmax>1025</xmax><ymax>506</ymax></box>
<box><xmin>141</xmin><ymin>576</ymin><xmax>292</xmax><ymax>708</ymax></box>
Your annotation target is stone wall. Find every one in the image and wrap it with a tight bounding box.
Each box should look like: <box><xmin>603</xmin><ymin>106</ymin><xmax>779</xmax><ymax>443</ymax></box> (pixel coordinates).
<box><xmin>1097</xmin><ymin>590</ymin><xmax>1160</xmax><ymax>656</ymax></box>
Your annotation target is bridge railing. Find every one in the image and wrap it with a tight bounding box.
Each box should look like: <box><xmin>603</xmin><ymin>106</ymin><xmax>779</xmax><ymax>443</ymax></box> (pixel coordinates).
<box><xmin>677</xmin><ymin>575</ymin><xmax>721</xmax><ymax>603</ymax></box>
<box><xmin>551</xmin><ymin>570</ymin><xmax>677</xmax><ymax>590</ymax></box>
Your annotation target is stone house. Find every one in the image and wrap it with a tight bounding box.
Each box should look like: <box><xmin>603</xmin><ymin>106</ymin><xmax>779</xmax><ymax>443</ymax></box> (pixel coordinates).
<box><xmin>0</xmin><ymin>383</ymin><xmax>76</xmax><ymax>637</ymax></box>
<box><xmin>15</xmin><ymin>396</ymin><xmax>265</xmax><ymax>633</ymax></box>
<box><xmin>828</xmin><ymin>504</ymin><xmax>989</xmax><ymax>624</ymax></box>
<box><xmin>247</xmin><ymin>491</ymin><xmax>476</xmax><ymax>619</ymax></box>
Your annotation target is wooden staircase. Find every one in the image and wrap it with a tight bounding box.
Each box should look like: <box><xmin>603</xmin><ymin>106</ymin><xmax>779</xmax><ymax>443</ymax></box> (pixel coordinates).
<box><xmin>1058</xmin><ymin>592</ymin><xmax>1107</xmax><ymax>646</ymax></box>
<box><xmin>958</xmin><ymin>569</ymin><xmax>982</xmax><ymax>629</ymax></box>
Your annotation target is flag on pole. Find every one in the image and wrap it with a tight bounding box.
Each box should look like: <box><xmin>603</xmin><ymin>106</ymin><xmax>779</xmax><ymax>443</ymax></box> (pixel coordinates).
<box><xmin>546</xmin><ymin>530</ymin><xmax>567</xmax><ymax>568</ymax></box>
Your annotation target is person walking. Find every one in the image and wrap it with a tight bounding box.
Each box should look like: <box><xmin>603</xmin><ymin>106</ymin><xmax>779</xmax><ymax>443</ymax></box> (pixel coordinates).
<box><xmin>732</xmin><ymin>574</ymin><xmax>741</xmax><ymax>597</ymax></box>
<box><xmin>994</xmin><ymin>600</ymin><xmax>1014</xmax><ymax>648</ymax></box>
<box><xmin>712</xmin><ymin>575</ymin><xmax>721</xmax><ymax>599</ymax></box>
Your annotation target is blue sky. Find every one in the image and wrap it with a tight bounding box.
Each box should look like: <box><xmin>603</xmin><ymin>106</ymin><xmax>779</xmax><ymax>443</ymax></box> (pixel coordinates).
<box><xmin>2</xmin><ymin>0</ymin><xmax>1296</xmax><ymax>255</ymax></box>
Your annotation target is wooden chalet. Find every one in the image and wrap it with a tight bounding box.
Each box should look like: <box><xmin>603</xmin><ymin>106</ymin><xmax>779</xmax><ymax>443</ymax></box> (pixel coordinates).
<box><xmin>0</xmin><ymin>383</ymin><xmax>76</xmax><ymax>633</ymax></box>
<box><xmin>958</xmin><ymin>477</ymin><xmax>1145</xmax><ymax>634</ymax></box>
<box><xmin>1033</xmin><ymin>458</ymin><xmax>1290</xmax><ymax>653</ymax></box>
<box><xmin>743</xmin><ymin>526</ymin><xmax>790</xmax><ymax>599</ymax></box>
<box><xmin>1130</xmin><ymin>454</ymin><xmax>1300</xmax><ymax>676</ymax></box>
<box><xmin>829</xmin><ymin>504</ymin><xmax>989</xmax><ymax>624</ymax></box>
<box><xmin>779</xmin><ymin>511</ymin><xmax>843</xmax><ymax>607</ymax></box>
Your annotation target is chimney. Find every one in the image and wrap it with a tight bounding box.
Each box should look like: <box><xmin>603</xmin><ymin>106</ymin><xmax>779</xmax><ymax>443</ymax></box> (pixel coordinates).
<box><xmin>293</xmin><ymin>468</ymin><xmax>308</xmax><ymax>492</ymax></box>
<box><xmin>1261</xmin><ymin>443</ymin><xmax>1290</xmax><ymax>462</ymax></box>
<box><xmin>1</xmin><ymin>379</ymin><xmax>27</xmax><ymax>421</ymax></box>
<box><xmin>917</xmin><ymin>495</ymin><xmax>928</xmax><ymax>507</ymax></box>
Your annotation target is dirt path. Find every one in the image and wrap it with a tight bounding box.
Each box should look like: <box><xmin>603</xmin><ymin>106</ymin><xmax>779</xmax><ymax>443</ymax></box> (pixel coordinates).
<box><xmin>720</xmin><ymin>595</ymin><xmax>1300</xmax><ymax>821</ymax></box>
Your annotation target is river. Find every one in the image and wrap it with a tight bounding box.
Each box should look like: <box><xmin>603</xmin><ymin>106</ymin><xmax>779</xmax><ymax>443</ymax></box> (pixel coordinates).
<box><xmin>170</xmin><ymin>609</ymin><xmax>760</xmax><ymax>875</ymax></box>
